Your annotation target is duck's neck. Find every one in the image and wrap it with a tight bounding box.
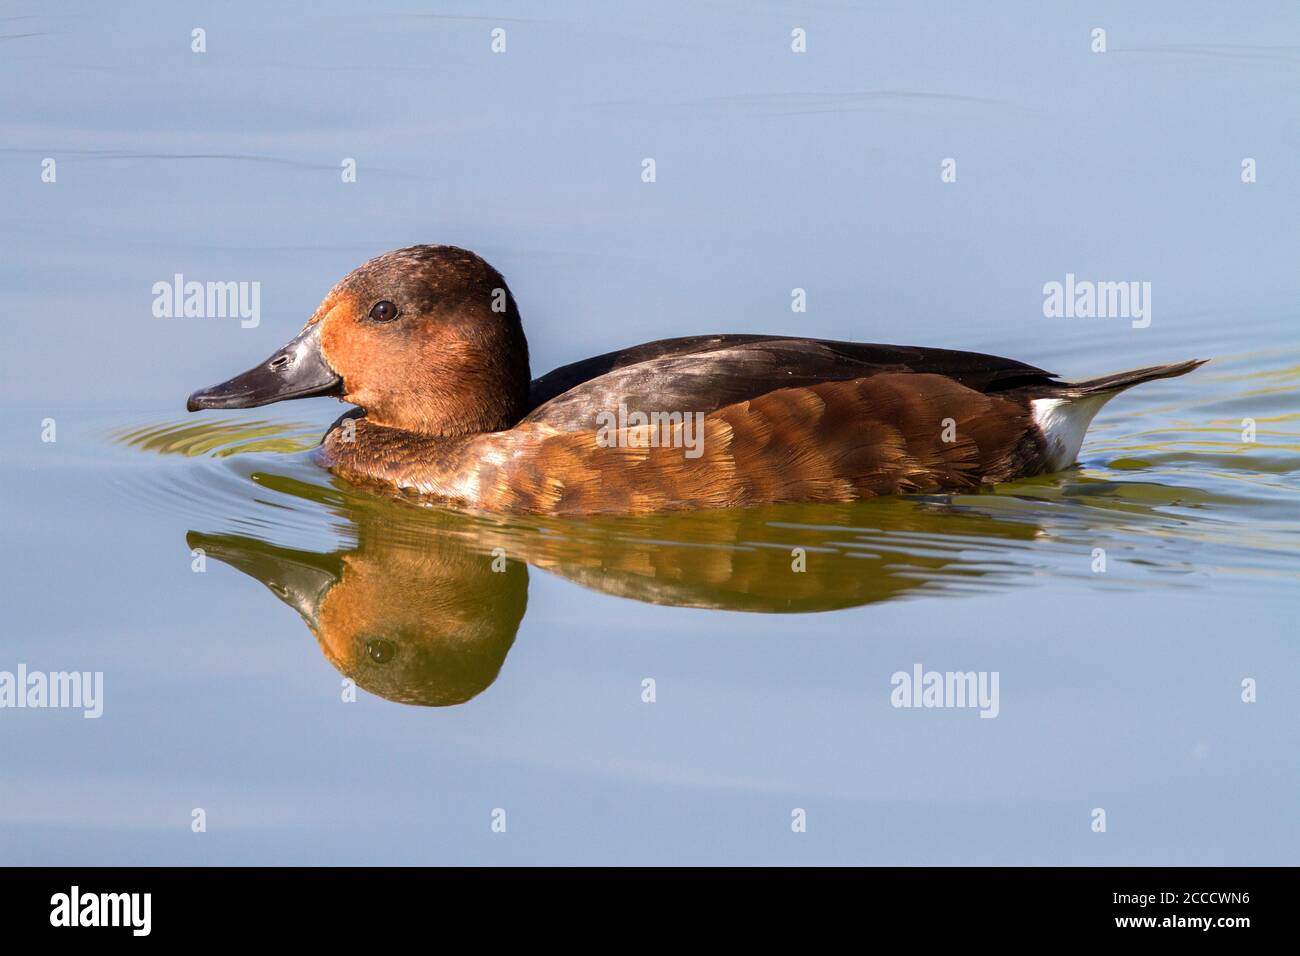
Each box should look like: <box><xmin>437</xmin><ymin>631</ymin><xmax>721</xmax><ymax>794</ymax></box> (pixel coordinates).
<box><xmin>318</xmin><ymin>414</ymin><xmax>484</xmax><ymax>503</ymax></box>
<box><xmin>365</xmin><ymin>388</ymin><xmax>527</xmax><ymax>438</ymax></box>
<box><xmin>359</xmin><ymin>333</ymin><xmax>532</xmax><ymax>439</ymax></box>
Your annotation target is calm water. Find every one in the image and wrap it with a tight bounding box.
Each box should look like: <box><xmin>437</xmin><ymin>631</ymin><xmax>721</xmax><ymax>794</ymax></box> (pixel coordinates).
<box><xmin>2</xmin><ymin>2</ymin><xmax>1297</xmax><ymax>864</ymax></box>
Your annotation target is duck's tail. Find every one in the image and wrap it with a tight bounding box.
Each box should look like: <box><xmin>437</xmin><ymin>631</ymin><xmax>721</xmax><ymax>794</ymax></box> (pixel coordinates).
<box><xmin>1057</xmin><ymin>358</ymin><xmax>1208</xmax><ymax>398</ymax></box>
<box><xmin>1031</xmin><ymin>358</ymin><xmax>1207</xmax><ymax>471</ymax></box>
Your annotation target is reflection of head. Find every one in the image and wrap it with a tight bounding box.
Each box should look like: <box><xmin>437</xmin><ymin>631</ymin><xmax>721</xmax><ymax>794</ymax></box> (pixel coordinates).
<box><xmin>188</xmin><ymin>531</ymin><xmax>526</xmax><ymax>707</ymax></box>
<box><xmin>315</xmin><ymin>543</ymin><xmax>526</xmax><ymax>706</ymax></box>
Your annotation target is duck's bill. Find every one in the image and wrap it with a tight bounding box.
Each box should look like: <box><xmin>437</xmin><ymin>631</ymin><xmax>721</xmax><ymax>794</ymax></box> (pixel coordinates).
<box><xmin>186</xmin><ymin>323</ymin><xmax>342</xmax><ymax>411</ymax></box>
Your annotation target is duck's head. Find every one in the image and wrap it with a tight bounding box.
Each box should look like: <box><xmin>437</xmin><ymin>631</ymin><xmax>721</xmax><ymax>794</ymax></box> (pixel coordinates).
<box><xmin>187</xmin><ymin>245</ymin><xmax>531</xmax><ymax>437</ymax></box>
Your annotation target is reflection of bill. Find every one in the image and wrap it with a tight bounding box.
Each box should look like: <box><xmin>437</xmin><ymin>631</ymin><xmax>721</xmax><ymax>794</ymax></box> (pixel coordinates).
<box><xmin>188</xmin><ymin>495</ymin><xmax>1042</xmax><ymax>708</ymax></box>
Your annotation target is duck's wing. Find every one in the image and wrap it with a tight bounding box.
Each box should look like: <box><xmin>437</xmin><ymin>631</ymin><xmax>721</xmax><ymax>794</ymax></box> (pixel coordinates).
<box><xmin>420</xmin><ymin>372</ymin><xmax>1048</xmax><ymax>514</ymax></box>
<box><xmin>524</xmin><ymin>335</ymin><xmax>1057</xmax><ymax>430</ymax></box>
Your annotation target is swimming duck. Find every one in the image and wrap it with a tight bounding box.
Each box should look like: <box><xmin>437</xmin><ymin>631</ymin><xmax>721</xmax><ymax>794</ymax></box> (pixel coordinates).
<box><xmin>187</xmin><ymin>244</ymin><xmax>1204</xmax><ymax>515</ymax></box>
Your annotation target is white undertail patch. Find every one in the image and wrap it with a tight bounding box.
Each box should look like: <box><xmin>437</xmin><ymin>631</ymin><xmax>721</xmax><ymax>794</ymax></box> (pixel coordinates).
<box><xmin>1032</xmin><ymin>394</ymin><xmax>1115</xmax><ymax>471</ymax></box>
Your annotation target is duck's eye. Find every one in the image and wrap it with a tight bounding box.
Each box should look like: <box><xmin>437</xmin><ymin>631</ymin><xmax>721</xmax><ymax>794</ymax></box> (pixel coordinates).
<box><xmin>365</xmin><ymin>638</ymin><xmax>396</xmax><ymax>664</ymax></box>
<box><xmin>368</xmin><ymin>300</ymin><xmax>399</xmax><ymax>322</ymax></box>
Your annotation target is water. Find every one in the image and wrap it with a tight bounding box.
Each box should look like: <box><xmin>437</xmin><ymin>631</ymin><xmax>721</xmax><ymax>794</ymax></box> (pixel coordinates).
<box><xmin>2</xmin><ymin>2</ymin><xmax>1297</xmax><ymax>864</ymax></box>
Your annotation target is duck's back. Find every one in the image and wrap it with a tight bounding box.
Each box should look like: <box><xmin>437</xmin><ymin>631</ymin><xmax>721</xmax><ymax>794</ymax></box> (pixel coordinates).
<box><xmin>523</xmin><ymin>335</ymin><xmax>1059</xmax><ymax>430</ymax></box>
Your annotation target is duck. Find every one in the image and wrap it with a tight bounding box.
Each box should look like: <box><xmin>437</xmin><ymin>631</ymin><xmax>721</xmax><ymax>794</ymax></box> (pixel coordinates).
<box><xmin>186</xmin><ymin>244</ymin><xmax>1205</xmax><ymax>515</ymax></box>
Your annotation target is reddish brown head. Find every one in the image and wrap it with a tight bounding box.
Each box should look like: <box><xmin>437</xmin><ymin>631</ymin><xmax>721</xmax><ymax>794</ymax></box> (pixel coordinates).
<box><xmin>187</xmin><ymin>245</ymin><xmax>532</xmax><ymax>437</ymax></box>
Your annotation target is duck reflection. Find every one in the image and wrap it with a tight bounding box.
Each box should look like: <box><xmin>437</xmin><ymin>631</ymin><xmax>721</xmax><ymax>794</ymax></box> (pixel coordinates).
<box><xmin>189</xmin><ymin>527</ymin><xmax>527</xmax><ymax>707</ymax></box>
<box><xmin>189</xmin><ymin>486</ymin><xmax>1047</xmax><ymax>707</ymax></box>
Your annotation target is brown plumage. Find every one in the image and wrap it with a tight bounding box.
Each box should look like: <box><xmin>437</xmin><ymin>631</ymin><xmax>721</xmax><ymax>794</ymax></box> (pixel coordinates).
<box><xmin>186</xmin><ymin>245</ymin><xmax>1207</xmax><ymax>516</ymax></box>
<box><xmin>322</xmin><ymin>373</ymin><xmax>1044</xmax><ymax>513</ymax></box>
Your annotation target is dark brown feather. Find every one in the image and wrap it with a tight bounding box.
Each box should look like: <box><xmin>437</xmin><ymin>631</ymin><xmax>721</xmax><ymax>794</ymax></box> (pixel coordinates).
<box><xmin>525</xmin><ymin>335</ymin><xmax>1058</xmax><ymax>430</ymax></box>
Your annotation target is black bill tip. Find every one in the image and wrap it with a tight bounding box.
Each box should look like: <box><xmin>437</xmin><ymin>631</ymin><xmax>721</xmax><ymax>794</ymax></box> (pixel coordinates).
<box><xmin>186</xmin><ymin>384</ymin><xmax>269</xmax><ymax>412</ymax></box>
